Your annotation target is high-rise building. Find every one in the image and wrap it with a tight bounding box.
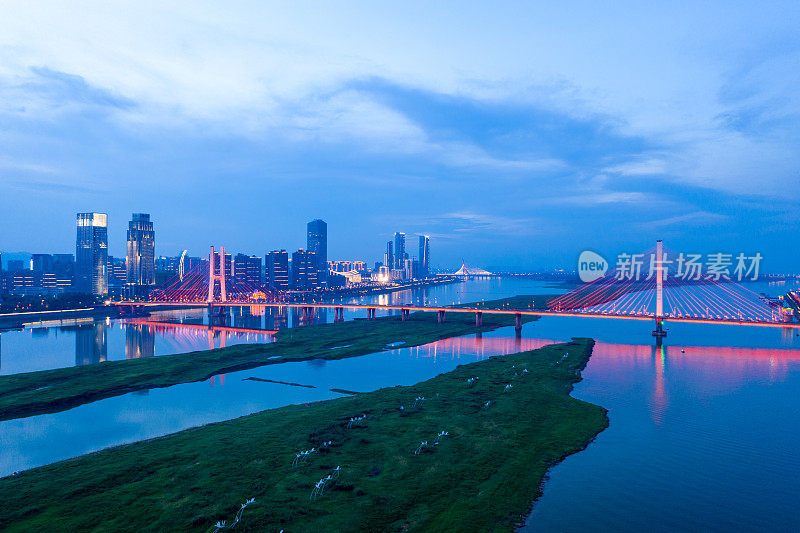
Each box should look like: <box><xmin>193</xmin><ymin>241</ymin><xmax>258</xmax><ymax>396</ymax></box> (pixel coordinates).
<box><xmin>7</xmin><ymin>260</ymin><xmax>24</xmax><ymax>272</ymax></box>
<box><xmin>404</xmin><ymin>258</ymin><xmax>413</xmax><ymax>280</ymax></box>
<box><xmin>76</xmin><ymin>213</ymin><xmax>108</xmax><ymax>295</ymax></box>
<box><xmin>108</xmin><ymin>256</ymin><xmax>127</xmax><ymax>287</ymax></box>
<box><xmin>234</xmin><ymin>254</ymin><xmax>262</xmax><ymax>286</ymax></box>
<box><xmin>291</xmin><ymin>249</ymin><xmax>319</xmax><ymax>291</ymax></box>
<box><xmin>265</xmin><ymin>250</ymin><xmax>289</xmax><ymax>291</ymax></box>
<box><xmin>31</xmin><ymin>254</ymin><xmax>54</xmax><ymax>273</ymax></box>
<box><xmin>418</xmin><ymin>235</ymin><xmax>430</xmax><ymax>278</ymax></box>
<box><xmin>394</xmin><ymin>232</ymin><xmax>406</xmax><ymax>269</ymax></box>
<box><xmin>384</xmin><ymin>241</ymin><xmax>394</xmax><ymax>270</ymax></box>
<box><xmin>126</xmin><ymin>213</ymin><xmax>155</xmax><ymax>286</ymax></box>
<box><xmin>307</xmin><ymin>219</ymin><xmax>328</xmax><ymax>283</ymax></box>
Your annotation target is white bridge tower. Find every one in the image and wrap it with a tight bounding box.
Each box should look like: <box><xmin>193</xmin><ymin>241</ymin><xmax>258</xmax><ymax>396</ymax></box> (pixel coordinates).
<box><xmin>207</xmin><ymin>246</ymin><xmax>228</xmax><ymax>303</ymax></box>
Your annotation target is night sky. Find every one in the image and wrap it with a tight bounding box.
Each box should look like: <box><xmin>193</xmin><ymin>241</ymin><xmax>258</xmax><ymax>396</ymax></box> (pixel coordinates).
<box><xmin>1</xmin><ymin>2</ymin><xmax>798</xmax><ymax>272</ymax></box>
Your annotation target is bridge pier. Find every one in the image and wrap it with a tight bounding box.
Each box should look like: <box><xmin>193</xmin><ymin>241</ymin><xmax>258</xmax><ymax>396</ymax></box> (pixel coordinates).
<box><xmin>475</xmin><ymin>311</ymin><xmax>483</xmax><ymax>327</ymax></box>
<box><xmin>652</xmin><ymin>319</ymin><xmax>667</xmax><ymax>346</ymax></box>
<box><xmin>515</xmin><ymin>312</ymin><xmax>522</xmax><ymax>332</ymax></box>
<box><xmin>437</xmin><ymin>310</ymin><xmax>445</xmax><ymax>323</ymax></box>
<box><xmin>334</xmin><ymin>307</ymin><xmax>344</xmax><ymax>322</ymax></box>
<box><xmin>207</xmin><ymin>303</ymin><xmax>227</xmax><ymax>326</ymax></box>
<box><xmin>368</xmin><ymin>308</ymin><xmax>376</xmax><ymax>320</ymax></box>
<box><xmin>401</xmin><ymin>309</ymin><xmax>410</xmax><ymax>321</ymax></box>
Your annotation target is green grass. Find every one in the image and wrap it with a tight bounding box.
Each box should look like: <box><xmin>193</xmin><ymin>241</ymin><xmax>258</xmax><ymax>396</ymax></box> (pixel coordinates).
<box><xmin>0</xmin><ymin>338</ymin><xmax>607</xmax><ymax>532</ymax></box>
<box><xmin>0</xmin><ymin>311</ymin><xmax>533</xmax><ymax>422</ymax></box>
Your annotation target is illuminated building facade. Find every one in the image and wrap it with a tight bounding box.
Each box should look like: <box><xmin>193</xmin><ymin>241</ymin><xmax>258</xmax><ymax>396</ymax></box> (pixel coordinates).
<box><xmin>291</xmin><ymin>249</ymin><xmax>319</xmax><ymax>290</ymax></box>
<box><xmin>125</xmin><ymin>213</ymin><xmax>155</xmax><ymax>287</ymax></box>
<box><xmin>418</xmin><ymin>234</ymin><xmax>430</xmax><ymax>277</ymax></box>
<box><xmin>76</xmin><ymin>212</ymin><xmax>108</xmax><ymax>295</ymax></box>
<box><xmin>394</xmin><ymin>232</ymin><xmax>406</xmax><ymax>269</ymax></box>
<box><xmin>307</xmin><ymin>219</ymin><xmax>327</xmax><ymax>283</ymax></box>
<box><xmin>265</xmin><ymin>250</ymin><xmax>289</xmax><ymax>291</ymax></box>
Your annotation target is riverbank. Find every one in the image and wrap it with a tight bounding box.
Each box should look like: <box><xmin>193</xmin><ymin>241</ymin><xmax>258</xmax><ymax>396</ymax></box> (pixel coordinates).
<box><xmin>0</xmin><ymin>310</ymin><xmax>534</xmax><ymax>421</ymax></box>
<box><xmin>311</xmin><ymin>276</ymin><xmax>461</xmax><ymax>301</ymax></box>
<box><xmin>0</xmin><ymin>338</ymin><xmax>607</xmax><ymax>531</ymax></box>
<box><xmin>453</xmin><ymin>294</ymin><xmax>561</xmax><ymax>310</ymax></box>
<box><xmin>0</xmin><ymin>303</ymin><xmax>199</xmax><ymax>331</ymax></box>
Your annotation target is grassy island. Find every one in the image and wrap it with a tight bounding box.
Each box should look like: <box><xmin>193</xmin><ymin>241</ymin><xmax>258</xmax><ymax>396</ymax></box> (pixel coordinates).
<box><xmin>0</xmin><ymin>310</ymin><xmax>534</xmax><ymax>422</ymax></box>
<box><xmin>0</xmin><ymin>338</ymin><xmax>607</xmax><ymax>532</ymax></box>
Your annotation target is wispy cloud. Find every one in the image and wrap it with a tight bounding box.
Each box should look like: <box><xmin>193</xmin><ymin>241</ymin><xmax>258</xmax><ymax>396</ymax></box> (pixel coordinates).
<box><xmin>438</xmin><ymin>212</ymin><xmax>539</xmax><ymax>235</ymax></box>
<box><xmin>638</xmin><ymin>211</ymin><xmax>729</xmax><ymax>229</ymax></box>
<box><xmin>545</xmin><ymin>191</ymin><xmax>652</xmax><ymax>206</ymax></box>
<box><xmin>602</xmin><ymin>158</ymin><xmax>668</xmax><ymax>176</ymax></box>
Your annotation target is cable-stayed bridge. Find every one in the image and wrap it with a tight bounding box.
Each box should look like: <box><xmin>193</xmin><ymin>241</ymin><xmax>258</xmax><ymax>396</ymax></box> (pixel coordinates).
<box><xmin>119</xmin><ymin>242</ymin><xmax>797</xmax><ymax>339</ymax></box>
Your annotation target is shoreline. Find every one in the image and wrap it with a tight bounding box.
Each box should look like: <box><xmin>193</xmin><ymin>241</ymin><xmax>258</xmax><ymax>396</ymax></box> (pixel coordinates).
<box><xmin>0</xmin><ymin>310</ymin><xmax>535</xmax><ymax>422</ymax></box>
<box><xmin>0</xmin><ymin>304</ymin><xmax>197</xmax><ymax>331</ymax></box>
<box><xmin>0</xmin><ymin>338</ymin><xmax>607</xmax><ymax>531</ymax></box>
<box><xmin>0</xmin><ymin>278</ymin><xmax>460</xmax><ymax>330</ymax></box>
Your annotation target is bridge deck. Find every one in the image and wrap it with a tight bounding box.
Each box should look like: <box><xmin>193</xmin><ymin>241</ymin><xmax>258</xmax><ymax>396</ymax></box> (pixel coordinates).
<box><xmin>116</xmin><ymin>301</ymin><xmax>800</xmax><ymax>329</ymax></box>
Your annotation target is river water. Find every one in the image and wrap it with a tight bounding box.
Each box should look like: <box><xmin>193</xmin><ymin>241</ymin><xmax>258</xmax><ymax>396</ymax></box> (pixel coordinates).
<box><xmin>1</xmin><ymin>278</ymin><xmax>799</xmax><ymax>531</ymax></box>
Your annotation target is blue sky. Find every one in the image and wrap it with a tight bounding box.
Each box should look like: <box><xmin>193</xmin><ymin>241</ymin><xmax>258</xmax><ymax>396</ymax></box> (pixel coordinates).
<box><xmin>0</xmin><ymin>1</ymin><xmax>798</xmax><ymax>271</ymax></box>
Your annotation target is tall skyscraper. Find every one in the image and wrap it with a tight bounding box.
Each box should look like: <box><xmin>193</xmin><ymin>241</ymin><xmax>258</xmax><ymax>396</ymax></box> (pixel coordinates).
<box><xmin>384</xmin><ymin>241</ymin><xmax>394</xmax><ymax>269</ymax></box>
<box><xmin>234</xmin><ymin>254</ymin><xmax>262</xmax><ymax>286</ymax></box>
<box><xmin>394</xmin><ymin>232</ymin><xmax>406</xmax><ymax>269</ymax></box>
<box><xmin>291</xmin><ymin>249</ymin><xmax>319</xmax><ymax>291</ymax></box>
<box><xmin>418</xmin><ymin>235</ymin><xmax>430</xmax><ymax>277</ymax></box>
<box><xmin>125</xmin><ymin>213</ymin><xmax>155</xmax><ymax>286</ymax></box>
<box><xmin>76</xmin><ymin>213</ymin><xmax>108</xmax><ymax>295</ymax></box>
<box><xmin>265</xmin><ymin>250</ymin><xmax>289</xmax><ymax>291</ymax></box>
<box><xmin>307</xmin><ymin>219</ymin><xmax>328</xmax><ymax>282</ymax></box>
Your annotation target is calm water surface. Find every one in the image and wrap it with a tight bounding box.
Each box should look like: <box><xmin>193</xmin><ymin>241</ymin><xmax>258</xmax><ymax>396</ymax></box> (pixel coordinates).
<box><xmin>2</xmin><ymin>278</ymin><xmax>800</xmax><ymax>531</ymax></box>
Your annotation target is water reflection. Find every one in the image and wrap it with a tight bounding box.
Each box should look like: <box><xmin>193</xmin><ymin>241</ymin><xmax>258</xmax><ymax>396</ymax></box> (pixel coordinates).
<box><xmin>0</xmin><ymin>308</ymin><xmax>280</xmax><ymax>376</ymax></box>
<box><xmin>75</xmin><ymin>323</ymin><xmax>107</xmax><ymax>366</ymax></box>
<box><xmin>524</xmin><ymin>331</ymin><xmax>800</xmax><ymax>532</ymax></box>
<box><xmin>125</xmin><ymin>324</ymin><xmax>154</xmax><ymax>359</ymax></box>
<box><xmin>409</xmin><ymin>333</ymin><xmax>556</xmax><ymax>362</ymax></box>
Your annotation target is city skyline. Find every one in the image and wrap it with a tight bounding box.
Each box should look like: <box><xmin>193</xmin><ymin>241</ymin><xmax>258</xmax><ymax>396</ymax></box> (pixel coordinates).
<box><xmin>1</xmin><ymin>208</ymin><xmax>798</xmax><ymax>276</ymax></box>
<box><xmin>2</xmin><ymin>211</ymin><xmax>444</xmax><ymax>271</ymax></box>
<box><xmin>0</xmin><ymin>3</ymin><xmax>798</xmax><ymax>271</ymax></box>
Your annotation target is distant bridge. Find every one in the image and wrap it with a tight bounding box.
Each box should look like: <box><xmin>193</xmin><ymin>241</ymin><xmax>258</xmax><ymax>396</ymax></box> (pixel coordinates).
<box><xmin>452</xmin><ymin>262</ymin><xmax>494</xmax><ymax>277</ymax></box>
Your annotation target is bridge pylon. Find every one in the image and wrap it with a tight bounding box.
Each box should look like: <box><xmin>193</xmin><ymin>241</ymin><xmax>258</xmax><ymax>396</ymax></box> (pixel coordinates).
<box><xmin>652</xmin><ymin>239</ymin><xmax>668</xmax><ymax>345</ymax></box>
<box><xmin>207</xmin><ymin>246</ymin><xmax>228</xmax><ymax>303</ymax></box>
